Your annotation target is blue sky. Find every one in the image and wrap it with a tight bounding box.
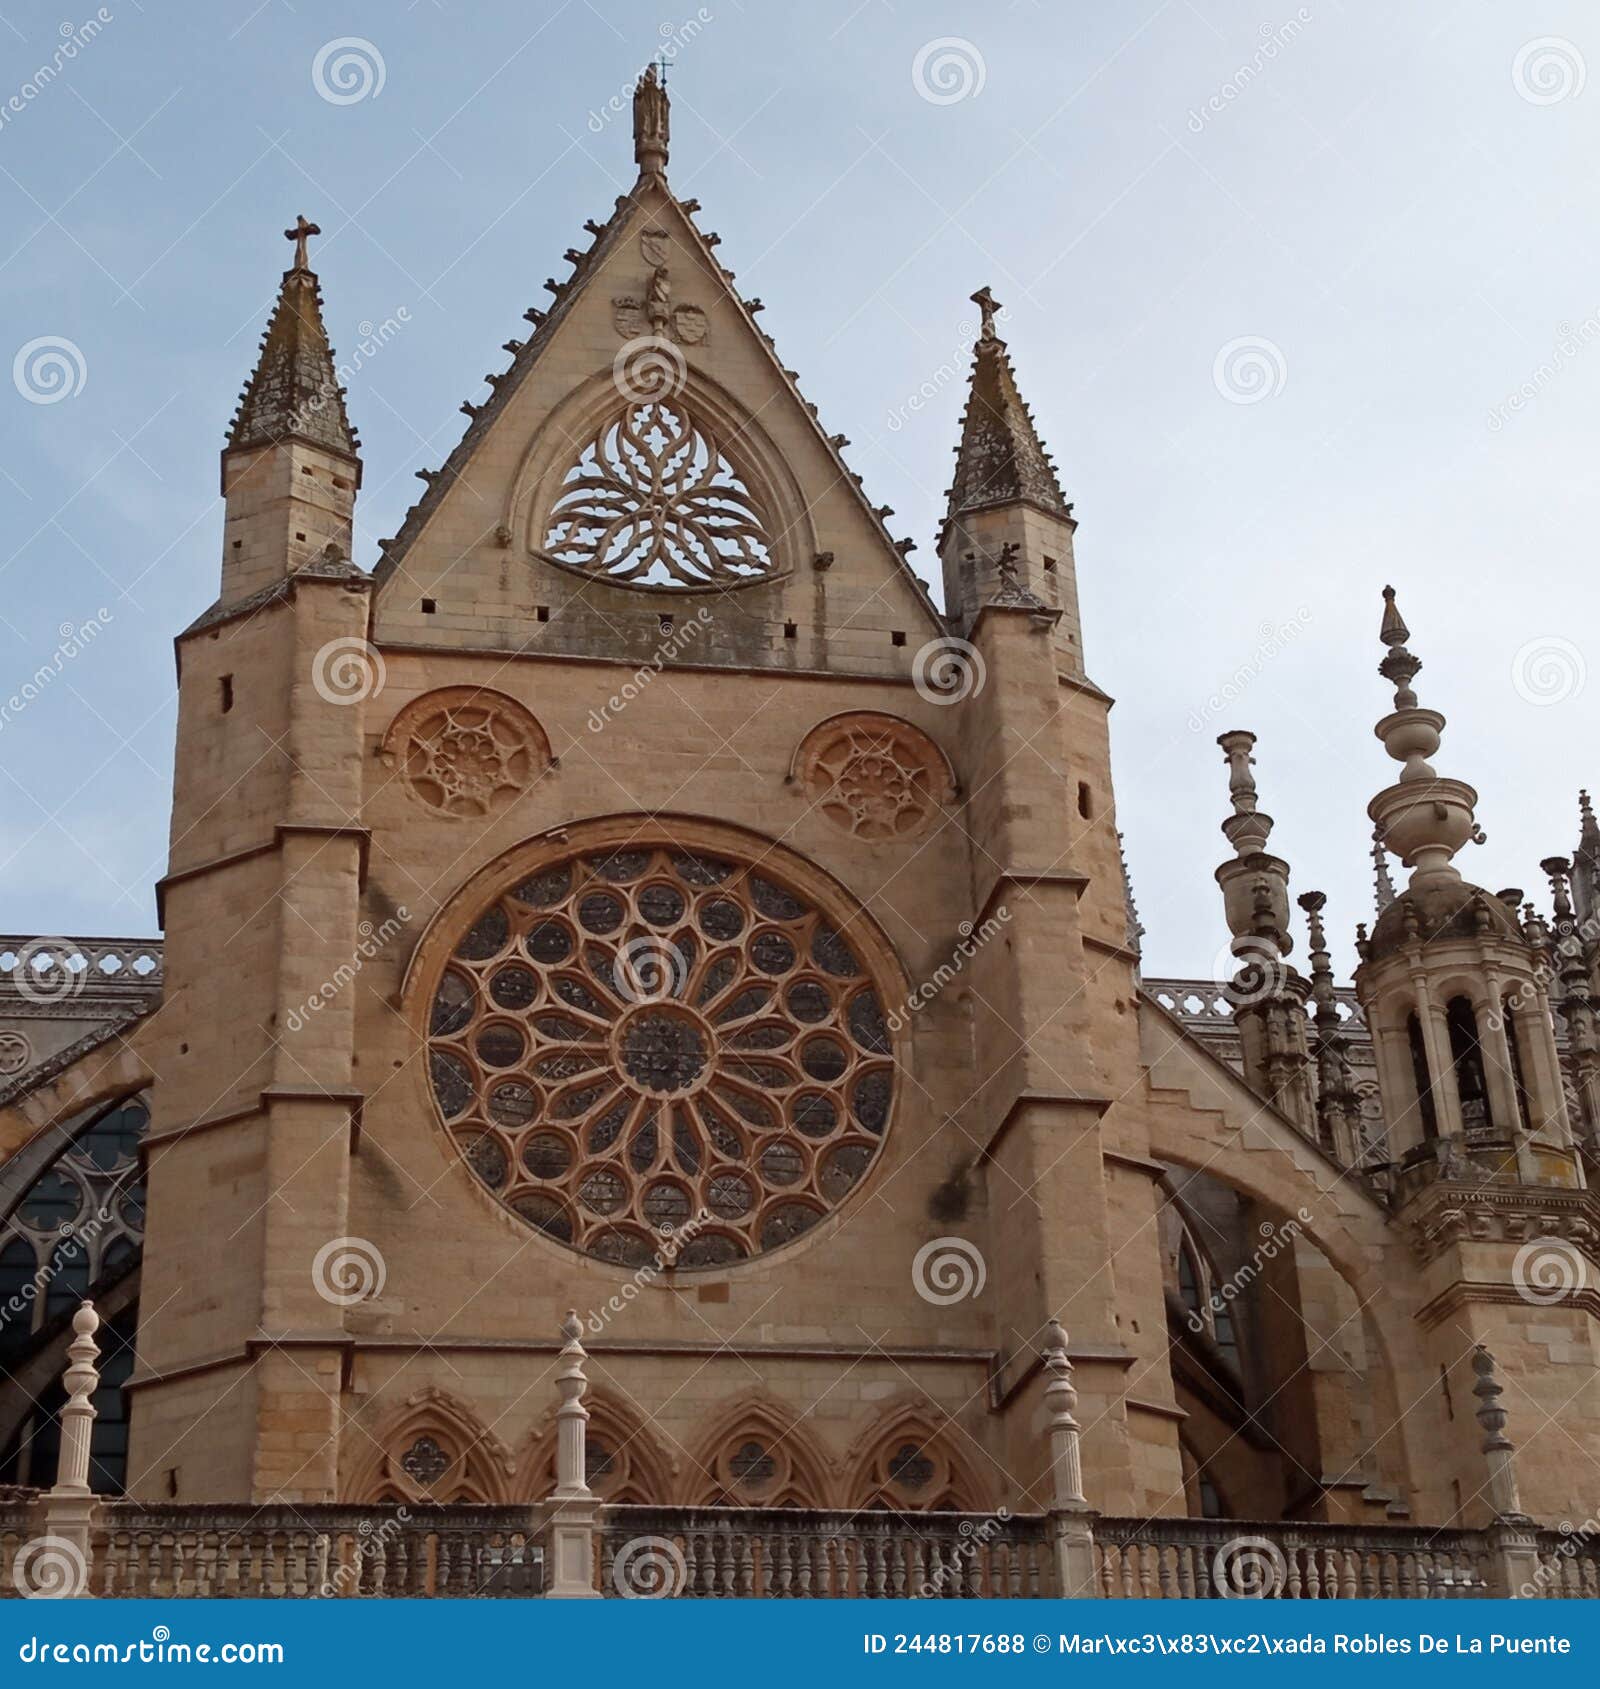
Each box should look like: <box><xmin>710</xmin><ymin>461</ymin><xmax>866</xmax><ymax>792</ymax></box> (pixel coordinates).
<box><xmin>1</xmin><ymin>0</ymin><xmax>1597</xmax><ymax>980</ymax></box>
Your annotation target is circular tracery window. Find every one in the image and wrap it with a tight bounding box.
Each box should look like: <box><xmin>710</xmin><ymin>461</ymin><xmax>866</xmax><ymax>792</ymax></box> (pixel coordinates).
<box><xmin>427</xmin><ymin>844</ymin><xmax>895</xmax><ymax>1268</ymax></box>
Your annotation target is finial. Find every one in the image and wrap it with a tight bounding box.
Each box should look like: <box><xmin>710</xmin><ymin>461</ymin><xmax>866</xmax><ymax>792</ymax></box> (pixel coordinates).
<box><xmin>1471</xmin><ymin>1345</ymin><xmax>1527</xmax><ymax>1517</ymax></box>
<box><xmin>1216</xmin><ymin>730</ymin><xmax>1273</xmax><ymax>856</ymax></box>
<box><xmin>284</xmin><ymin>214</ymin><xmax>320</xmax><ymax>272</ymax></box>
<box><xmin>1377</xmin><ymin>585</ymin><xmax>1422</xmax><ymax>709</ymax></box>
<box><xmin>1371</xmin><ymin>825</ymin><xmax>1397</xmax><ymax>912</ymax></box>
<box><xmin>970</xmin><ymin>285</ymin><xmax>1002</xmax><ymax>341</ymax></box>
<box><xmin>1581</xmin><ymin>790</ymin><xmax>1600</xmax><ymax>852</ymax></box>
<box><xmin>633</xmin><ymin>61</ymin><xmax>670</xmax><ymax>176</ymax></box>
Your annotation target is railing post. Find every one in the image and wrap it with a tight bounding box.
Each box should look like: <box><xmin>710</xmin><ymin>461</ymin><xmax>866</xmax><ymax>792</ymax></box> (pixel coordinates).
<box><xmin>1472</xmin><ymin>1345</ymin><xmax>1542</xmax><ymax>1597</ymax></box>
<box><xmin>1042</xmin><ymin>1319</ymin><xmax>1098</xmax><ymax>1597</ymax></box>
<box><xmin>36</xmin><ymin>1302</ymin><xmax>101</xmax><ymax>1597</ymax></box>
<box><xmin>544</xmin><ymin>1310</ymin><xmax>601</xmax><ymax>1598</ymax></box>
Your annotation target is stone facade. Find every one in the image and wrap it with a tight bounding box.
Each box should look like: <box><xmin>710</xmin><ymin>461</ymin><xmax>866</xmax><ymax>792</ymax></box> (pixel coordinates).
<box><xmin>1</xmin><ymin>70</ymin><xmax>1598</xmax><ymax>1552</ymax></box>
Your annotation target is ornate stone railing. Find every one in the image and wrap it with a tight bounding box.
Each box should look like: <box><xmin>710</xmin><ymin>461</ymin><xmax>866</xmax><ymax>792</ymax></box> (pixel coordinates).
<box><xmin>1095</xmin><ymin>1517</ymin><xmax>1494</xmax><ymax>1599</ymax></box>
<box><xmin>0</xmin><ymin>937</ymin><xmax>164</xmax><ymax>1002</ymax></box>
<box><xmin>1528</xmin><ymin>1528</ymin><xmax>1600</xmax><ymax>1599</ymax></box>
<box><xmin>598</xmin><ymin>1504</ymin><xmax>1056</xmax><ymax>1598</ymax></box>
<box><xmin>90</xmin><ymin>1503</ymin><xmax>541</xmax><ymax>1598</ymax></box>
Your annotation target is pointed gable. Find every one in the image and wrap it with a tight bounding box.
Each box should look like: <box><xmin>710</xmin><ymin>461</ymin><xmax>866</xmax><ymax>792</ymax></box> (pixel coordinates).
<box><xmin>371</xmin><ymin>71</ymin><xmax>940</xmax><ymax>658</ymax></box>
<box><xmin>228</xmin><ymin>217</ymin><xmax>358</xmax><ymax>463</ymax></box>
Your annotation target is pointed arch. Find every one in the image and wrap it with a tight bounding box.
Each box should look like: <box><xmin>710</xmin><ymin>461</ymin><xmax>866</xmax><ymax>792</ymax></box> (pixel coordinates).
<box><xmin>842</xmin><ymin>1400</ymin><xmax>986</xmax><ymax>1512</ymax></box>
<box><xmin>512</xmin><ymin>1388</ymin><xmax>674</xmax><ymax>1504</ymax></box>
<box><xmin>342</xmin><ymin>1387</ymin><xmax>513</xmax><ymax>1504</ymax></box>
<box><xmin>681</xmin><ymin>1395</ymin><xmax>833</xmax><ymax>1508</ymax></box>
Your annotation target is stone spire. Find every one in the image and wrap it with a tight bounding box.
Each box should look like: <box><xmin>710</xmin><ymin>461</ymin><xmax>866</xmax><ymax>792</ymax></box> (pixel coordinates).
<box><xmin>633</xmin><ymin>62</ymin><xmax>670</xmax><ymax>177</ymax></box>
<box><xmin>227</xmin><ymin>216</ymin><xmax>359</xmax><ymax>462</ymax></box>
<box><xmin>1367</xmin><ymin>587</ymin><xmax>1480</xmax><ymax>892</ymax></box>
<box><xmin>944</xmin><ymin>287</ymin><xmax>1067</xmax><ymax>530</ymax></box>
<box><xmin>1118</xmin><ymin>830</ymin><xmax>1144</xmax><ymax>966</ymax></box>
<box><xmin>1299</xmin><ymin>890</ymin><xmax>1361</xmax><ymax>1161</ymax></box>
<box><xmin>1371</xmin><ymin>825</ymin><xmax>1397</xmax><ymax>914</ymax></box>
<box><xmin>1572</xmin><ymin>790</ymin><xmax>1600</xmax><ymax>932</ymax></box>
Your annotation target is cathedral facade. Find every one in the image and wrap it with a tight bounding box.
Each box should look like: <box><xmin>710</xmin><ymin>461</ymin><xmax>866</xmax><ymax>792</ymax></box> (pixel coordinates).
<box><xmin>2</xmin><ymin>70</ymin><xmax>1598</xmax><ymax>1567</ymax></box>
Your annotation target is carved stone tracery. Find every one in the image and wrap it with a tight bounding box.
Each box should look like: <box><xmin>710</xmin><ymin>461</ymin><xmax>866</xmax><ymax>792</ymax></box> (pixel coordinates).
<box><xmin>426</xmin><ymin>841</ymin><xmax>896</xmax><ymax>1266</ymax></box>
<box><xmin>795</xmin><ymin>713</ymin><xmax>955</xmax><ymax>843</ymax></box>
<box><xmin>381</xmin><ymin>688</ymin><xmax>550</xmax><ymax>819</ymax></box>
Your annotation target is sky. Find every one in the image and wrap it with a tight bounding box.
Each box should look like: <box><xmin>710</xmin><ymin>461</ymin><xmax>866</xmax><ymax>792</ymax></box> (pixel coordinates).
<box><xmin>1</xmin><ymin>0</ymin><xmax>1597</xmax><ymax>985</ymax></box>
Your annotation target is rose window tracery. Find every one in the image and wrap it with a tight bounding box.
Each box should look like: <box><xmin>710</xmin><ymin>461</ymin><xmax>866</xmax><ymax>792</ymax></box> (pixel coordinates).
<box><xmin>426</xmin><ymin>843</ymin><xmax>895</xmax><ymax>1266</ymax></box>
<box><xmin>796</xmin><ymin>713</ymin><xmax>955</xmax><ymax>842</ymax></box>
<box><xmin>383</xmin><ymin>688</ymin><xmax>549</xmax><ymax>819</ymax></box>
<box><xmin>542</xmin><ymin>400</ymin><xmax>778</xmax><ymax>589</ymax></box>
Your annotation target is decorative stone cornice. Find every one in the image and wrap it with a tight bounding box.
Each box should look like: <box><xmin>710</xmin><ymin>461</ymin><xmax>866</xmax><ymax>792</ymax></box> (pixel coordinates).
<box><xmin>1400</xmin><ymin>1179</ymin><xmax>1600</xmax><ymax>1265</ymax></box>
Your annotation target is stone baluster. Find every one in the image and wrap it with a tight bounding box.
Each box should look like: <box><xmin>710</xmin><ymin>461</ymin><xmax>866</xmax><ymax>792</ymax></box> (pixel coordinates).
<box><xmin>39</xmin><ymin>1302</ymin><xmax>101</xmax><ymax>1598</ymax></box>
<box><xmin>1040</xmin><ymin>1319</ymin><xmax>1098</xmax><ymax>1596</ymax></box>
<box><xmin>1472</xmin><ymin>1346</ymin><xmax>1542</xmax><ymax>1597</ymax></box>
<box><xmin>544</xmin><ymin>1311</ymin><xmax>601</xmax><ymax>1598</ymax></box>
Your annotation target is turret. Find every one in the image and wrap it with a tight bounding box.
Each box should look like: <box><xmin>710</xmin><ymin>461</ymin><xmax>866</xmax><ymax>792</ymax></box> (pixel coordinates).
<box><xmin>1352</xmin><ymin>590</ymin><xmax>1581</xmax><ymax>1191</ymax></box>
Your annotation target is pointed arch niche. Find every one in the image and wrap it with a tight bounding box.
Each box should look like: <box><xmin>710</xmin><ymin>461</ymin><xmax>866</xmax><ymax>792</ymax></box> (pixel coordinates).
<box><xmin>684</xmin><ymin>1399</ymin><xmax>833</xmax><ymax>1508</ymax></box>
<box><xmin>344</xmin><ymin>1389</ymin><xmax>513</xmax><ymax>1504</ymax></box>
<box><xmin>506</xmin><ymin>367</ymin><xmax>814</xmax><ymax>594</ymax></box>
<box><xmin>514</xmin><ymin>1390</ymin><xmax>675</xmax><ymax>1504</ymax></box>
<box><xmin>842</xmin><ymin>1403</ymin><xmax>985</xmax><ymax>1512</ymax></box>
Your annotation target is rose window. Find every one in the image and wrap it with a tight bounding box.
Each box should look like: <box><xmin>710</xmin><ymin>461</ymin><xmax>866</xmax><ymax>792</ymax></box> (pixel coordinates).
<box><xmin>542</xmin><ymin>401</ymin><xmax>778</xmax><ymax>589</ymax></box>
<box><xmin>796</xmin><ymin>713</ymin><xmax>955</xmax><ymax>842</ymax></box>
<box><xmin>427</xmin><ymin>844</ymin><xmax>895</xmax><ymax>1266</ymax></box>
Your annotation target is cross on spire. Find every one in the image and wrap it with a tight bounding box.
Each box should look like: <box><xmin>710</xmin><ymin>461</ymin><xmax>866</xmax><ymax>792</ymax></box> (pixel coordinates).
<box><xmin>284</xmin><ymin>214</ymin><xmax>321</xmax><ymax>272</ymax></box>
<box><xmin>970</xmin><ymin>285</ymin><xmax>1002</xmax><ymax>341</ymax></box>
